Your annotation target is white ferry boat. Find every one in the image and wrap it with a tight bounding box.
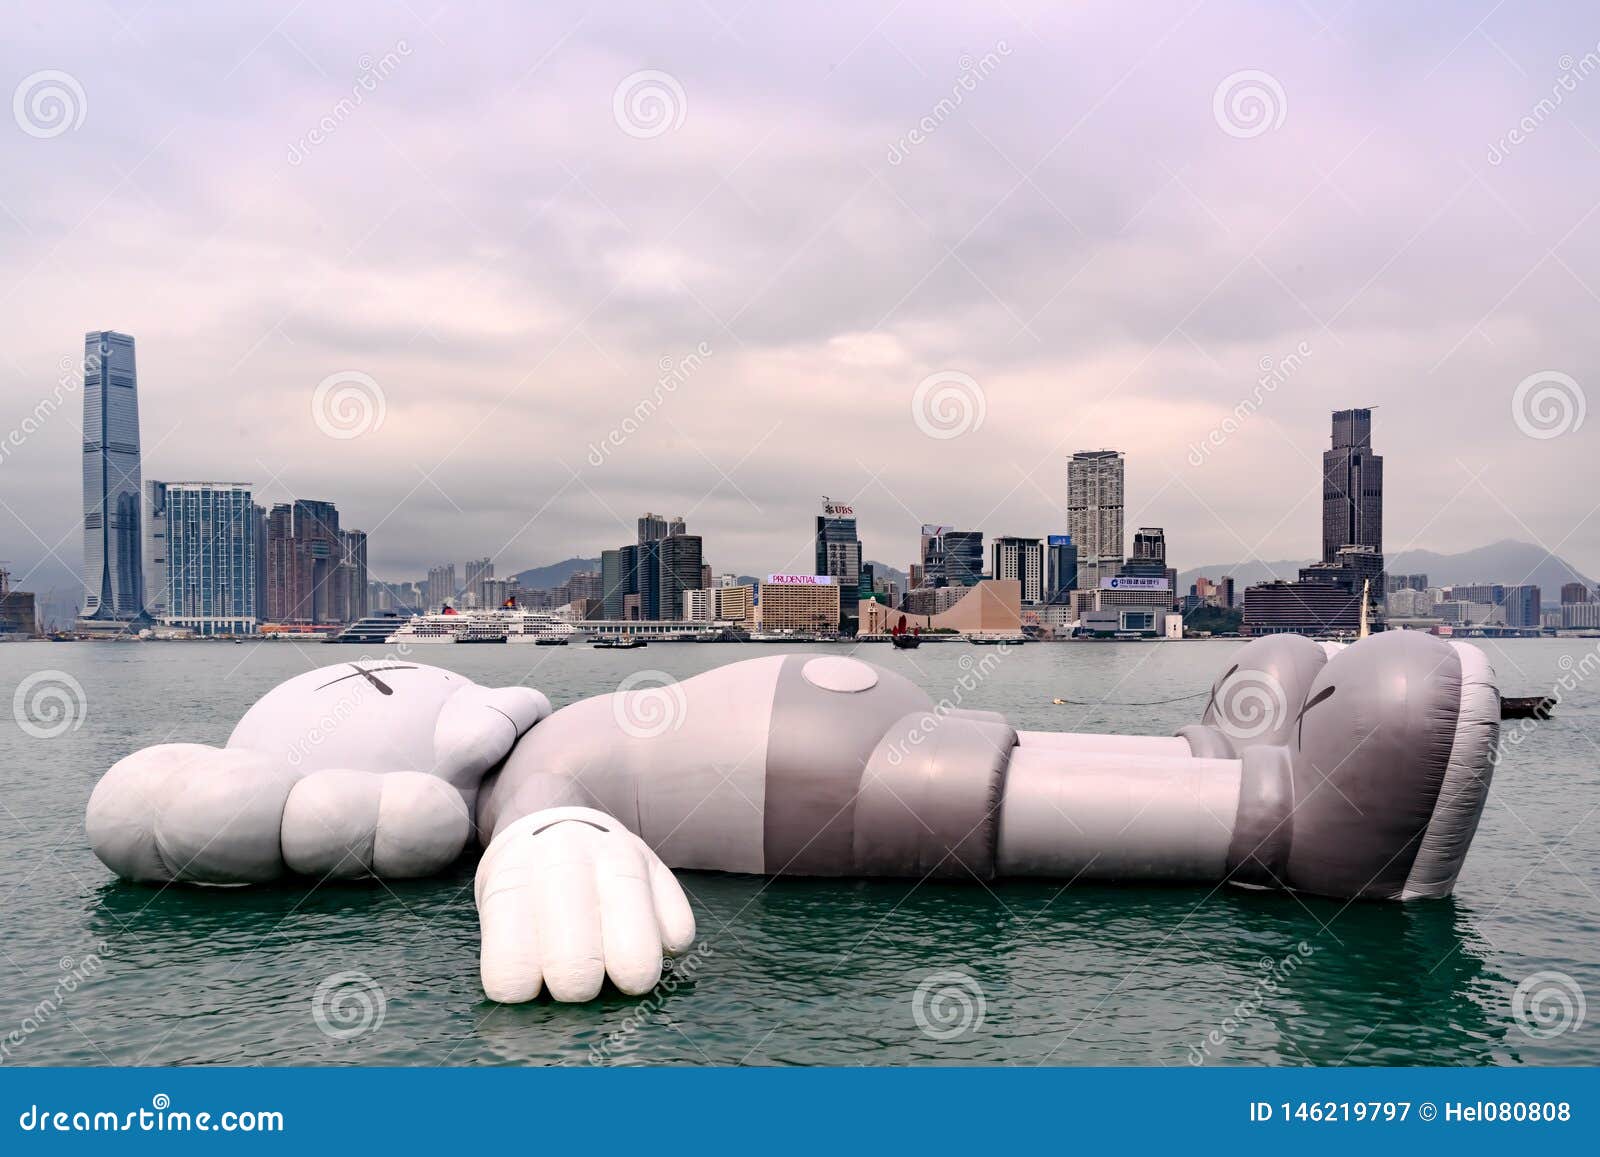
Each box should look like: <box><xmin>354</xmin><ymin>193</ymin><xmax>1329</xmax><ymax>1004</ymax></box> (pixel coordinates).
<box><xmin>385</xmin><ymin>604</ymin><xmax>578</xmax><ymax>645</ymax></box>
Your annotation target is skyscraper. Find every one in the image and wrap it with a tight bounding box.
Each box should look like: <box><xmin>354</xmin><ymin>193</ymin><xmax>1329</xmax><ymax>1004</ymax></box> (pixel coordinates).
<box><xmin>425</xmin><ymin>563</ymin><xmax>456</xmax><ymax>611</ymax></box>
<box><xmin>657</xmin><ymin>534</ymin><xmax>704</xmax><ymax>621</ymax></box>
<box><xmin>341</xmin><ymin>530</ymin><xmax>369</xmax><ymax>619</ymax></box>
<box><xmin>265</xmin><ymin>499</ymin><xmax>354</xmax><ymax>623</ymax></box>
<box><xmin>638</xmin><ymin>512</ymin><xmax>685</xmax><ymax>543</ymax></box>
<box><xmin>80</xmin><ymin>331</ymin><xmax>144</xmax><ymax>623</ymax></box>
<box><xmin>1066</xmin><ymin>450</ymin><xmax>1125</xmax><ymax>589</ymax></box>
<box><xmin>815</xmin><ymin>499</ymin><xmax>862</xmax><ymax>632</ymax></box>
<box><xmin>991</xmin><ymin>536</ymin><xmax>1044</xmax><ymax>603</ymax></box>
<box><xmin>1045</xmin><ymin>535</ymin><xmax>1078</xmax><ymax>604</ymax></box>
<box><xmin>463</xmin><ymin>557</ymin><xmax>494</xmax><ymax>606</ymax></box>
<box><xmin>159</xmin><ymin>482</ymin><xmax>258</xmax><ymax>636</ymax></box>
<box><xmin>140</xmin><ymin>480</ymin><xmax>168</xmax><ymax>621</ymax></box>
<box><xmin>941</xmin><ymin>530</ymin><xmax>984</xmax><ymax>587</ymax></box>
<box><xmin>1321</xmin><ymin>408</ymin><xmax>1383</xmax><ymax>565</ymax></box>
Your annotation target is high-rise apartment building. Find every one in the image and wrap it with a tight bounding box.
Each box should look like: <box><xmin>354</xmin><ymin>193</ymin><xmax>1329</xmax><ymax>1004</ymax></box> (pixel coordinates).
<box><xmin>1561</xmin><ymin>582</ymin><xmax>1591</xmax><ymax>604</ymax></box>
<box><xmin>80</xmin><ymin>331</ymin><xmax>144</xmax><ymax>624</ymax></box>
<box><xmin>265</xmin><ymin>500</ymin><xmax>357</xmax><ymax>623</ymax></box>
<box><xmin>425</xmin><ymin>564</ymin><xmax>457</xmax><ymax>611</ymax></box>
<box><xmin>463</xmin><ymin>557</ymin><xmax>494</xmax><ymax>606</ymax></box>
<box><xmin>1066</xmin><ymin>450</ymin><xmax>1125</xmax><ymax>589</ymax></box>
<box><xmin>158</xmin><ymin>482</ymin><xmax>258</xmax><ymax>636</ymax></box>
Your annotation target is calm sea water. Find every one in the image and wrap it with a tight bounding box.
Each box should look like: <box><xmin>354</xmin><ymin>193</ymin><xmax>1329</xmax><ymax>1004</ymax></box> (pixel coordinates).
<box><xmin>1</xmin><ymin>636</ymin><xmax>1596</xmax><ymax>1067</ymax></box>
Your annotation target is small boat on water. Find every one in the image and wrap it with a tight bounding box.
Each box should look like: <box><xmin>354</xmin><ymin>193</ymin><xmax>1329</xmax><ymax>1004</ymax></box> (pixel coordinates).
<box><xmin>889</xmin><ymin>614</ymin><xmax>921</xmax><ymax>649</ymax></box>
<box><xmin>534</xmin><ymin>637</ymin><xmax>569</xmax><ymax>646</ymax></box>
<box><xmin>593</xmin><ymin>637</ymin><xmax>647</xmax><ymax>649</ymax></box>
<box><xmin>1501</xmin><ymin>695</ymin><xmax>1555</xmax><ymax>720</ymax></box>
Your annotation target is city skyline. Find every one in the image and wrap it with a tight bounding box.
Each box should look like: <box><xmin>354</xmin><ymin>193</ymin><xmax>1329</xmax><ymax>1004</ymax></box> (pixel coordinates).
<box><xmin>3</xmin><ymin>3</ymin><xmax>1598</xmax><ymax>599</ymax></box>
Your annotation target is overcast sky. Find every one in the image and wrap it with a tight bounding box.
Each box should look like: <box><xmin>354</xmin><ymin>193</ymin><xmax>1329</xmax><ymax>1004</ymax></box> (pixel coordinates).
<box><xmin>2</xmin><ymin>1</ymin><xmax>1596</xmax><ymax>595</ymax></box>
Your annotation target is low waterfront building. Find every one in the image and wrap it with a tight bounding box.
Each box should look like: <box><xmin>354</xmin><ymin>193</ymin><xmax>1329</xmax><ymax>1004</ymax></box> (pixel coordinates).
<box><xmin>683</xmin><ymin>588</ymin><xmax>712</xmax><ymax>621</ymax></box>
<box><xmin>859</xmin><ymin>579</ymin><xmax>1023</xmax><ymax>635</ymax></box>
<box><xmin>758</xmin><ymin>574</ymin><xmax>841</xmax><ymax>632</ymax></box>
<box><xmin>1241</xmin><ymin>579</ymin><xmax>1363</xmax><ymax>636</ymax></box>
<box><xmin>713</xmin><ymin>583</ymin><xmax>754</xmax><ymax>625</ymax></box>
<box><xmin>1559</xmin><ymin>602</ymin><xmax>1600</xmax><ymax>629</ymax></box>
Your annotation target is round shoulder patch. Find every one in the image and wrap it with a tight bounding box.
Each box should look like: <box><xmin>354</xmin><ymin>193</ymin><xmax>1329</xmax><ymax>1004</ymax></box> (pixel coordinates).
<box><xmin>801</xmin><ymin>655</ymin><xmax>879</xmax><ymax>693</ymax></box>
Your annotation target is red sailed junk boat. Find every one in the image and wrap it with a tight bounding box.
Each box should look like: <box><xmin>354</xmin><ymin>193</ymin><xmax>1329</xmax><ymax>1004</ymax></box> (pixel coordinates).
<box><xmin>890</xmin><ymin>614</ymin><xmax>921</xmax><ymax>650</ymax></box>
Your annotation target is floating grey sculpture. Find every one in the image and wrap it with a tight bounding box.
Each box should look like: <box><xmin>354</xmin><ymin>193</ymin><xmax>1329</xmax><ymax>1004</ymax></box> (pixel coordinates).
<box><xmin>87</xmin><ymin>631</ymin><xmax>1500</xmax><ymax>1003</ymax></box>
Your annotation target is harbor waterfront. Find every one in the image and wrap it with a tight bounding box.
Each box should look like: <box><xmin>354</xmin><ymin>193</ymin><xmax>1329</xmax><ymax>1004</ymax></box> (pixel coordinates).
<box><xmin>2</xmin><ymin>637</ymin><xmax>1596</xmax><ymax>1066</ymax></box>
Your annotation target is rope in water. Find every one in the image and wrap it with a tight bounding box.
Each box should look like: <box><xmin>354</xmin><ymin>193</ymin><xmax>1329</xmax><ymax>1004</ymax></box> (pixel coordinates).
<box><xmin>1050</xmin><ymin>690</ymin><xmax>1211</xmax><ymax>706</ymax></box>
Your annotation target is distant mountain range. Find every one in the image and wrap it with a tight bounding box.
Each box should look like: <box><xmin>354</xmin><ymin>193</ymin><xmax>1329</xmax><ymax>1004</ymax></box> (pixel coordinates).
<box><xmin>1177</xmin><ymin>540</ymin><xmax>1593</xmax><ymax>602</ymax></box>
<box><xmin>508</xmin><ymin>557</ymin><xmax>602</xmax><ymax>590</ymax></box>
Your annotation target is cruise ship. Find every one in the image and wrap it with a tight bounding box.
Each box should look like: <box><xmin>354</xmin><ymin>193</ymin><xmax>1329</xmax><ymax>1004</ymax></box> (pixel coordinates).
<box><xmin>384</xmin><ymin>604</ymin><xmax>578</xmax><ymax>645</ymax></box>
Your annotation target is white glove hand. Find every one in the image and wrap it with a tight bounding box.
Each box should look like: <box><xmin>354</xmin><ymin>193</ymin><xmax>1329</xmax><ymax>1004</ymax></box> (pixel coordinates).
<box><xmin>476</xmin><ymin>807</ymin><xmax>696</xmax><ymax>1003</ymax></box>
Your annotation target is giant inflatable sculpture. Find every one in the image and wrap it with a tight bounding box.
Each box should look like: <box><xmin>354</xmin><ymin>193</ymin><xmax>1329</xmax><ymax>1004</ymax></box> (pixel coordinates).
<box><xmin>87</xmin><ymin>631</ymin><xmax>1500</xmax><ymax>1003</ymax></box>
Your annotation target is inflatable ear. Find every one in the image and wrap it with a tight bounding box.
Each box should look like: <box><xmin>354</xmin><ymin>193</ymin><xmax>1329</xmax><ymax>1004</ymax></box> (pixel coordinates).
<box><xmin>1278</xmin><ymin>632</ymin><xmax>1499</xmax><ymax>900</ymax></box>
<box><xmin>431</xmin><ymin>684</ymin><xmax>552</xmax><ymax>792</ymax></box>
<box><xmin>1195</xmin><ymin>634</ymin><xmax>1338</xmax><ymax>754</ymax></box>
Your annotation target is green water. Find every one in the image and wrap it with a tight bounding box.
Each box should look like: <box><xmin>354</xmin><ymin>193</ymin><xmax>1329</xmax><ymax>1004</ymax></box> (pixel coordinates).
<box><xmin>1</xmin><ymin>638</ymin><xmax>1596</xmax><ymax>1066</ymax></box>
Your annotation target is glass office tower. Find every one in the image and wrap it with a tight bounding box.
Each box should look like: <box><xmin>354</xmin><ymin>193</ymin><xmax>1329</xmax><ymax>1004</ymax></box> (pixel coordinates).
<box><xmin>81</xmin><ymin>331</ymin><xmax>144</xmax><ymax>621</ymax></box>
